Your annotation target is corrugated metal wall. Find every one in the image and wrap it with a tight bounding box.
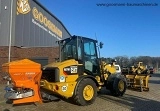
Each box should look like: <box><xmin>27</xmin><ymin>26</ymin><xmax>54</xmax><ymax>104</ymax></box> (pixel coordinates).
<box><xmin>0</xmin><ymin>0</ymin><xmax>71</xmax><ymax>47</ymax></box>
<box><xmin>0</xmin><ymin>0</ymin><xmax>12</xmax><ymax>46</ymax></box>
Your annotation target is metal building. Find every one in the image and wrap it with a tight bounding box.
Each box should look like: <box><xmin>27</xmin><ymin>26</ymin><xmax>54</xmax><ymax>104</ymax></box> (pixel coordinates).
<box><xmin>0</xmin><ymin>0</ymin><xmax>71</xmax><ymax>81</ymax></box>
<box><xmin>0</xmin><ymin>0</ymin><xmax>71</xmax><ymax>47</ymax></box>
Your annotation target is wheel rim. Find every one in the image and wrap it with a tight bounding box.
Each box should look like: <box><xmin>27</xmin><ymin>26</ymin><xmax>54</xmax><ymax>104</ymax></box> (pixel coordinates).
<box><xmin>118</xmin><ymin>80</ymin><xmax>124</xmax><ymax>92</ymax></box>
<box><xmin>83</xmin><ymin>85</ymin><xmax>94</xmax><ymax>101</ymax></box>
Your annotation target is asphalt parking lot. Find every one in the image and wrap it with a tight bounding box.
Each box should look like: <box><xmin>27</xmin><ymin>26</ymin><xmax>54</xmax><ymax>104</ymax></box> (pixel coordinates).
<box><xmin>0</xmin><ymin>73</ymin><xmax>160</xmax><ymax>111</ymax></box>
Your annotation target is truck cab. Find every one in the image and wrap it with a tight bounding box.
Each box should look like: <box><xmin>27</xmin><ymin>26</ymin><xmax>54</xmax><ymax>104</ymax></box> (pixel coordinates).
<box><xmin>114</xmin><ymin>64</ymin><xmax>121</xmax><ymax>74</ymax></box>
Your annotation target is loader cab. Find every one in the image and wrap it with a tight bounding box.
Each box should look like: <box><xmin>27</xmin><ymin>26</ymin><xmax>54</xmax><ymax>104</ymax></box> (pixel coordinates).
<box><xmin>58</xmin><ymin>35</ymin><xmax>101</xmax><ymax>76</ymax></box>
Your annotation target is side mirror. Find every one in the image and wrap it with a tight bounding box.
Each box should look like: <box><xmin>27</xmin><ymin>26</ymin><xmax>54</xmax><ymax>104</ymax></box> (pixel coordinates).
<box><xmin>99</xmin><ymin>42</ymin><xmax>103</xmax><ymax>49</ymax></box>
<box><xmin>62</xmin><ymin>40</ymin><xmax>66</xmax><ymax>45</ymax></box>
<box><xmin>57</xmin><ymin>40</ymin><xmax>66</xmax><ymax>45</ymax></box>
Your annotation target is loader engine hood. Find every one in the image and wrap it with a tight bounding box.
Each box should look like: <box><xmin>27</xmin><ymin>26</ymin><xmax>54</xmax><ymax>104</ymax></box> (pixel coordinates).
<box><xmin>42</xmin><ymin>59</ymin><xmax>79</xmax><ymax>70</ymax></box>
<box><xmin>41</xmin><ymin>59</ymin><xmax>81</xmax><ymax>83</ymax></box>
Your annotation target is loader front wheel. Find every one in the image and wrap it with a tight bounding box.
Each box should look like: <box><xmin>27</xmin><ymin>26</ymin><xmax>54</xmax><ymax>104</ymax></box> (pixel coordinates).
<box><xmin>111</xmin><ymin>77</ymin><xmax>127</xmax><ymax>96</ymax></box>
<box><xmin>73</xmin><ymin>78</ymin><xmax>97</xmax><ymax>106</ymax></box>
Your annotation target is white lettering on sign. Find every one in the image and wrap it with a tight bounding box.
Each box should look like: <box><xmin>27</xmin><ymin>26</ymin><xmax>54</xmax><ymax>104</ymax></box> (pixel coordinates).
<box><xmin>32</xmin><ymin>19</ymin><xmax>62</xmax><ymax>40</ymax></box>
<box><xmin>70</xmin><ymin>66</ymin><xmax>78</xmax><ymax>73</ymax></box>
<box><xmin>13</xmin><ymin>73</ymin><xmax>22</xmax><ymax>75</ymax></box>
<box><xmin>32</xmin><ymin>7</ymin><xmax>62</xmax><ymax>38</ymax></box>
<box><xmin>25</xmin><ymin>72</ymin><xmax>35</xmax><ymax>75</ymax></box>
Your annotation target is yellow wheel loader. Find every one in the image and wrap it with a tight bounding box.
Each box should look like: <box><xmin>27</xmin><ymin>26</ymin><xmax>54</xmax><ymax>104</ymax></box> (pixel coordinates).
<box><xmin>40</xmin><ymin>35</ymin><xmax>127</xmax><ymax>106</ymax></box>
<box><xmin>130</xmin><ymin>62</ymin><xmax>149</xmax><ymax>74</ymax></box>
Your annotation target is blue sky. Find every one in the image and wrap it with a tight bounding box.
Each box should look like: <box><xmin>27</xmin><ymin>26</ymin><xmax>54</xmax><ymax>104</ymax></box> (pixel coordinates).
<box><xmin>39</xmin><ymin>0</ymin><xmax>160</xmax><ymax>58</ymax></box>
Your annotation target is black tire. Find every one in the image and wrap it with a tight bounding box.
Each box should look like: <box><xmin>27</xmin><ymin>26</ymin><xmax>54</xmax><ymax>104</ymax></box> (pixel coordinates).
<box><xmin>73</xmin><ymin>78</ymin><xmax>97</xmax><ymax>106</ymax></box>
<box><xmin>110</xmin><ymin>77</ymin><xmax>127</xmax><ymax>96</ymax></box>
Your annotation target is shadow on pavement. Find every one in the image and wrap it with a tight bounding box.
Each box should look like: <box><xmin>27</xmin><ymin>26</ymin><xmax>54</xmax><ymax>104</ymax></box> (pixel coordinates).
<box><xmin>149</xmin><ymin>80</ymin><xmax>160</xmax><ymax>84</ymax></box>
<box><xmin>149</xmin><ymin>73</ymin><xmax>160</xmax><ymax>84</ymax></box>
<box><xmin>150</xmin><ymin>73</ymin><xmax>160</xmax><ymax>78</ymax></box>
<box><xmin>3</xmin><ymin>109</ymin><xmax>10</xmax><ymax>111</ymax></box>
<box><xmin>98</xmin><ymin>93</ymin><xmax>160</xmax><ymax>111</ymax></box>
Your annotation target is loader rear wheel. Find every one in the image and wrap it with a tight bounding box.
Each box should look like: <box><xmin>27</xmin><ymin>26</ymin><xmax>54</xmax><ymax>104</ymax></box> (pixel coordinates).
<box><xmin>73</xmin><ymin>78</ymin><xmax>97</xmax><ymax>106</ymax></box>
<box><xmin>110</xmin><ymin>78</ymin><xmax>127</xmax><ymax>96</ymax></box>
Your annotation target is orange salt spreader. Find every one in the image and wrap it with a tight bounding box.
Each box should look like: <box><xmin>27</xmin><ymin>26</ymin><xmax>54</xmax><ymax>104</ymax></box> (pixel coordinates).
<box><xmin>2</xmin><ymin>59</ymin><xmax>42</xmax><ymax>104</ymax></box>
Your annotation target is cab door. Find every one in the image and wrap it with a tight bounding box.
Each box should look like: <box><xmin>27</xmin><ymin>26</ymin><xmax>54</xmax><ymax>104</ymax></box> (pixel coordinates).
<box><xmin>83</xmin><ymin>40</ymin><xmax>99</xmax><ymax>75</ymax></box>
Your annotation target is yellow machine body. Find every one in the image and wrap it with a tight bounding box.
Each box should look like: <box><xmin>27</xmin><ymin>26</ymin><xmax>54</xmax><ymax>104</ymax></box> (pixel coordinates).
<box><xmin>40</xmin><ymin>59</ymin><xmax>116</xmax><ymax>98</ymax></box>
<box><xmin>130</xmin><ymin>62</ymin><xmax>149</xmax><ymax>74</ymax></box>
<box><xmin>40</xmin><ymin>36</ymin><xmax>126</xmax><ymax>106</ymax></box>
<box><xmin>126</xmin><ymin>74</ymin><xmax>150</xmax><ymax>92</ymax></box>
<box><xmin>41</xmin><ymin>59</ymin><xmax>79</xmax><ymax>98</ymax></box>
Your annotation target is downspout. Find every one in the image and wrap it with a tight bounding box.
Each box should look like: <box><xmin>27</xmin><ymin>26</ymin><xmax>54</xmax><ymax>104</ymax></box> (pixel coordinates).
<box><xmin>8</xmin><ymin>0</ymin><xmax>13</xmax><ymax>62</ymax></box>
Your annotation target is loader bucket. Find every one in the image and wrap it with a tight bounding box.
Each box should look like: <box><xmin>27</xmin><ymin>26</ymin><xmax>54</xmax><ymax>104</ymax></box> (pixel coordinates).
<box><xmin>2</xmin><ymin>59</ymin><xmax>42</xmax><ymax>104</ymax></box>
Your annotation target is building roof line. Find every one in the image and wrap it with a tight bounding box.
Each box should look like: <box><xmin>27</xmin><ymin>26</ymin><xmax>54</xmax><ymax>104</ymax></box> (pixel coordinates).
<box><xmin>33</xmin><ymin>0</ymin><xmax>72</xmax><ymax>36</ymax></box>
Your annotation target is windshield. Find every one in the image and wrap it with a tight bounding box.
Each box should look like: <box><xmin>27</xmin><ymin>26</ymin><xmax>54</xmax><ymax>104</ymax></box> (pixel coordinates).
<box><xmin>60</xmin><ymin>37</ymin><xmax>78</xmax><ymax>62</ymax></box>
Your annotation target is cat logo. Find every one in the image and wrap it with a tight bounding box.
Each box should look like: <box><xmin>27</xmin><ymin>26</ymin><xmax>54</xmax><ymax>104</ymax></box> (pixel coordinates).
<box><xmin>17</xmin><ymin>0</ymin><xmax>31</xmax><ymax>15</ymax></box>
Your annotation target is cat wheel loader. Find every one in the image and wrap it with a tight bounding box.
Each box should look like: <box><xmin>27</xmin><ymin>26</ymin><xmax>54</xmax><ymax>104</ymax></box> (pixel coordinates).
<box><xmin>40</xmin><ymin>35</ymin><xmax>127</xmax><ymax>105</ymax></box>
<box><xmin>2</xmin><ymin>35</ymin><xmax>127</xmax><ymax>106</ymax></box>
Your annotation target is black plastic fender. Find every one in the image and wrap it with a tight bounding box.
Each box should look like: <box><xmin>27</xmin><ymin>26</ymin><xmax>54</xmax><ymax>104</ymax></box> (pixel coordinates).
<box><xmin>107</xmin><ymin>73</ymin><xmax>126</xmax><ymax>83</ymax></box>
